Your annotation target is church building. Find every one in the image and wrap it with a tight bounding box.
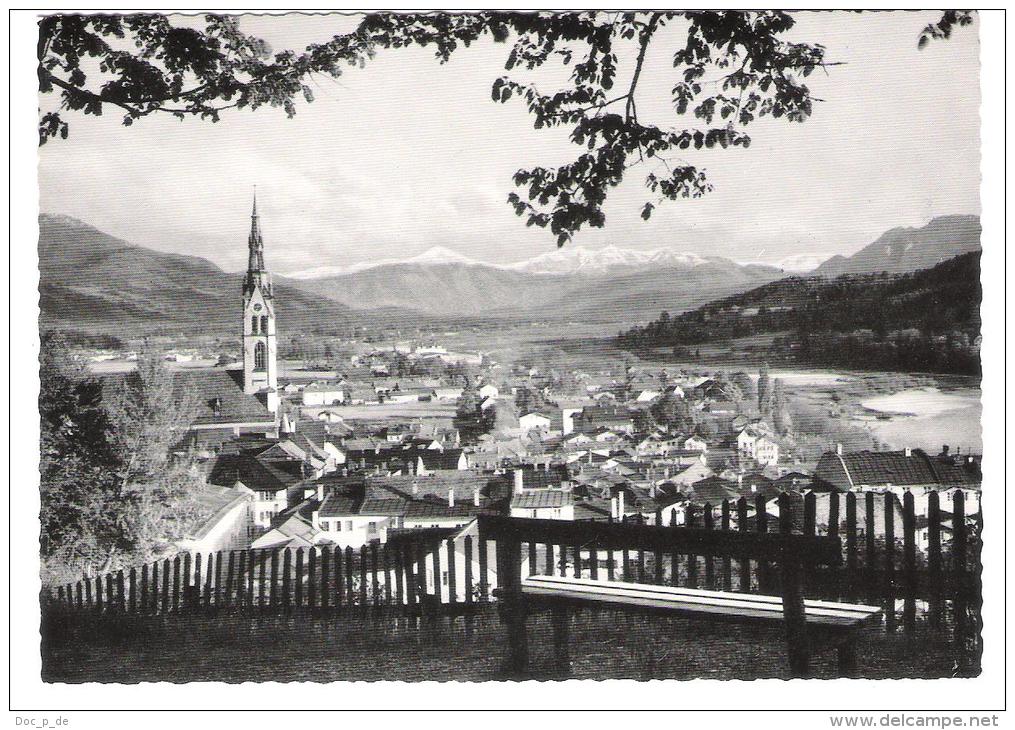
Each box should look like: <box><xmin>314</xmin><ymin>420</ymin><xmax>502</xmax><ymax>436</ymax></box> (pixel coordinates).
<box><xmin>242</xmin><ymin>192</ymin><xmax>279</xmax><ymax>413</ymax></box>
<box><xmin>178</xmin><ymin>193</ymin><xmax>282</xmax><ymax>442</ymax></box>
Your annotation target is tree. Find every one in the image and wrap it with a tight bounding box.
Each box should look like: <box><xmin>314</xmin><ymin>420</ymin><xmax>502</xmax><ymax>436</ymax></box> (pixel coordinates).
<box><xmin>772</xmin><ymin>377</ymin><xmax>792</xmax><ymax>436</ymax></box>
<box><xmin>40</xmin><ymin>338</ymin><xmax>202</xmax><ymax>583</ymax></box>
<box><xmin>39</xmin><ymin>12</ymin><xmax>970</xmax><ymax>242</ymax></box>
<box><xmin>757</xmin><ymin>362</ymin><xmax>772</xmax><ymax>416</ymax></box>
<box><xmin>731</xmin><ymin>371</ymin><xmax>756</xmax><ymax>405</ymax></box>
<box><xmin>454</xmin><ymin>378</ymin><xmax>487</xmax><ymax>443</ymax></box>
<box><xmin>651</xmin><ymin>389</ymin><xmax>695</xmax><ymax>433</ymax></box>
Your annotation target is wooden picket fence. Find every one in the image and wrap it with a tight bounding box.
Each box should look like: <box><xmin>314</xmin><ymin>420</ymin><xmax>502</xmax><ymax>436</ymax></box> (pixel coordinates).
<box><xmin>48</xmin><ymin>490</ymin><xmax>981</xmax><ymax>626</ymax></box>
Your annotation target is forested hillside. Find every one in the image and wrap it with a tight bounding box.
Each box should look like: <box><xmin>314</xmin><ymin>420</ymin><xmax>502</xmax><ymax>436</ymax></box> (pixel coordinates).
<box><xmin>619</xmin><ymin>253</ymin><xmax>981</xmax><ymax>375</ymax></box>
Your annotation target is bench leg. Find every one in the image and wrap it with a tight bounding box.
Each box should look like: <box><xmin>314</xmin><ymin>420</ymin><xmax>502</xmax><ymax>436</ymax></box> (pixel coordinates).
<box><xmin>499</xmin><ymin>599</ymin><xmax>529</xmax><ymax>676</ymax></box>
<box><xmin>837</xmin><ymin>636</ymin><xmax>859</xmax><ymax>677</ymax></box>
<box><xmin>551</xmin><ymin>606</ymin><xmax>571</xmax><ymax>676</ymax></box>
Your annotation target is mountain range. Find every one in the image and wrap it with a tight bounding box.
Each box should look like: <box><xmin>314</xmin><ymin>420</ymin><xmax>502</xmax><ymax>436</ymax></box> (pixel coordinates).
<box><xmin>38</xmin><ymin>214</ymin><xmax>360</xmax><ymax>335</ymax></box>
<box><xmin>812</xmin><ymin>215</ymin><xmax>981</xmax><ymax>277</ymax></box>
<box><xmin>38</xmin><ymin>213</ymin><xmax>981</xmax><ymax>334</ymax></box>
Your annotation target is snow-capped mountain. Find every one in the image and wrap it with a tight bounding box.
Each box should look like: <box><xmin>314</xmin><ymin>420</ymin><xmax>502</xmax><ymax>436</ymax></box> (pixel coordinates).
<box><xmin>289</xmin><ymin>243</ymin><xmax>712</xmax><ymax>279</ymax></box>
<box><xmin>503</xmin><ymin>245</ymin><xmax>709</xmax><ymax>276</ymax></box>
<box><xmin>287</xmin><ymin>246</ymin><xmax>486</xmax><ymax>279</ymax></box>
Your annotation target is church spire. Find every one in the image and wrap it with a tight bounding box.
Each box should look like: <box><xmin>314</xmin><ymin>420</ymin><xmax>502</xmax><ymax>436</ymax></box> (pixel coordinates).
<box><xmin>248</xmin><ymin>187</ymin><xmax>265</xmax><ymax>272</ymax></box>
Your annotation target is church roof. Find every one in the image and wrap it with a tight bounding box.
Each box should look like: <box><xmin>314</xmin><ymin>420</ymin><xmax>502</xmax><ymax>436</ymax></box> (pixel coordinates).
<box><xmin>175</xmin><ymin>369</ymin><xmax>275</xmax><ymax>426</ymax></box>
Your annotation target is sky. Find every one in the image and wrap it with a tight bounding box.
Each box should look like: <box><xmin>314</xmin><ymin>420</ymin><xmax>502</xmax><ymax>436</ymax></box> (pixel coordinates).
<box><xmin>37</xmin><ymin>11</ymin><xmax>981</xmax><ymax>275</ymax></box>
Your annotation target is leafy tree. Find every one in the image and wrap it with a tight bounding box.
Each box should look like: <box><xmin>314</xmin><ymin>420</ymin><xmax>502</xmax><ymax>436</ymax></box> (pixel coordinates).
<box><xmin>757</xmin><ymin>362</ymin><xmax>772</xmax><ymax>416</ymax></box>
<box><xmin>651</xmin><ymin>389</ymin><xmax>695</xmax><ymax>433</ymax></box>
<box><xmin>454</xmin><ymin>378</ymin><xmax>489</xmax><ymax>443</ymax></box>
<box><xmin>772</xmin><ymin>377</ymin><xmax>792</xmax><ymax>436</ymax></box>
<box><xmin>731</xmin><ymin>371</ymin><xmax>756</xmax><ymax>404</ymax></box>
<box><xmin>40</xmin><ymin>338</ymin><xmax>202</xmax><ymax>583</ymax></box>
<box><xmin>39</xmin><ymin>12</ymin><xmax>971</xmax><ymax>242</ymax></box>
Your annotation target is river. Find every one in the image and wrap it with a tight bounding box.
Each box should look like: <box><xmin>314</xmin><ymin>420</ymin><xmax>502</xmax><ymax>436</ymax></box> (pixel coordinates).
<box><xmin>858</xmin><ymin>386</ymin><xmax>982</xmax><ymax>453</ymax></box>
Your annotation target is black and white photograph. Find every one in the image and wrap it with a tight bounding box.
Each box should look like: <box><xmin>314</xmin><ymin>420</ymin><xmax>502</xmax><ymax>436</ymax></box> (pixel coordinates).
<box><xmin>10</xmin><ymin>5</ymin><xmax>1007</xmax><ymax>719</ymax></box>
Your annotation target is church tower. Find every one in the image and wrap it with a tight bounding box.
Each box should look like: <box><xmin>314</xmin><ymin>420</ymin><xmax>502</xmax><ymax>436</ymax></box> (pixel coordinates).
<box><xmin>242</xmin><ymin>190</ymin><xmax>279</xmax><ymax>412</ymax></box>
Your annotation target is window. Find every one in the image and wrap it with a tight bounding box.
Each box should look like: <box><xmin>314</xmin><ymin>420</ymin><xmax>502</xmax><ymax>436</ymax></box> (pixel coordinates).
<box><xmin>260</xmin><ymin>315</ymin><xmax>269</xmax><ymax>334</ymax></box>
<box><xmin>254</xmin><ymin>341</ymin><xmax>267</xmax><ymax>371</ymax></box>
<box><xmin>345</xmin><ymin>521</ymin><xmax>352</xmax><ymax>531</ymax></box>
<box><xmin>321</xmin><ymin>522</ymin><xmax>330</xmax><ymax>532</ymax></box>
<box><xmin>251</xmin><ymin>315</ymin><xmax>259</xmax><ymax>334</ymax></box>
<box><xmin>335</xmin><ymin>522</ymin><xmax>342</xmax><ymax>532</ymax></box>
<box><xmin>442</xmin><ymin>571</ymin><xmax>449</xmax><ymax>586</ymax></box>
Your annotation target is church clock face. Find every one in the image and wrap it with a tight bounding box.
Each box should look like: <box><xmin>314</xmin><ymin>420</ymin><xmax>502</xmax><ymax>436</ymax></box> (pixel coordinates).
<box><xmin>253</xmin><ymin>303</ymin><xmax>262</xmax><ymax>312</ymax></box>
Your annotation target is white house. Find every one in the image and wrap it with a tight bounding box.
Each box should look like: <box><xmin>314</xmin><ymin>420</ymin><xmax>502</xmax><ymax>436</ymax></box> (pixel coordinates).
<box><xmin>302</xmin><ymin>383</ymin><xmax>346</xmax><ymax>406</ymax></box>
<box><xmin>479</xmin><ymin>384</ymin><xmax>499</xmax><ymax>400</ymax></box>
<box><xmin>636</xmin><ymin>389</ymin><xmax>661</xmax><ymax>403</ymax></box>
<box><xmin>176</xmin><ymin>485</ymin><xmax>255</xmax><ymax>554</ymax></box>
<box><xmin>683</xmin><ymin>435</ymin><xmax>709</xmax><ymax>452</ymax></box>
<box><xmin>510</xmin><ymin>490</ymin><xmax>575</xmax><ymax>520</ymax></box>
<box><xmin>518</xmin><ymin>412</ymin><xmax>552</xmax><ymax>434</ymax></box>
<box><xmin>738</xmin><ymin>427</ymin><xmax>779</xmax><ymax>465</ymax></box>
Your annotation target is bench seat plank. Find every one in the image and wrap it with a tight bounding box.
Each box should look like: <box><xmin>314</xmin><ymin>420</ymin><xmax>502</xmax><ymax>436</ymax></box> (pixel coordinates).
<box><xmin>521</xmin><ymin>575</ymin><xmax>882</xmax><ymax>629</ymax></box>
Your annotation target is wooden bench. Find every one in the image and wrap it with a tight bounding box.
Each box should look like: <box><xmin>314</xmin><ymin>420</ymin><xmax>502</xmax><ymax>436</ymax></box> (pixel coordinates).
<box><xmin>478</xmin><ymin>513</ymin><xmax>883</xmax><ymax>678</ymax></box>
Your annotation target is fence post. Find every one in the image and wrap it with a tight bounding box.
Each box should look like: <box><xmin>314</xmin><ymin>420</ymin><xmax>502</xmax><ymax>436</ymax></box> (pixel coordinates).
<box><xmin>779</xmin><ymin>551</ymin><xmax>810</xmax><ymax>678</ymax></box>
<box><xmin>754</xmin><ymin>495</ymin><xmax>768</xmax><ymax>592</ymax></box>
<box><xmin>883</xmin><ymin>493</ymin><xmax>896</xmax><ymax>634</ymax></box>
<box><xmin>162</xmin><ymin>559</ymin><xmax>171</xmax><ymax>614</ymax></box>
<box><xmin>224</xmin><ymin>552</ymin><xmax>235</xmax><ymax>609</ymax></box>
<box><xmin>115</xmin><ymin>570</ymin><xmax>125</xmax><ymax>613</ymax></box>
<box><xmin>172</xmin><ymin>556</ymin><xmax>181</xmax><ymax>613</ymax></box>
<box><xmin>902</xmin><ymin>490</ymin><xmax>917</xmax><ymax>632</ymax></box>
<box><xmin>393</xmin><ymin>545</ymin><xmax>403</xmax><ymax>607</ymax></box>
<box><xmin>494</xmin><ymin>527</ymin><xmax>528</xmax><ymax>675</ymax></box>
<box><xmin>282</xmin><ymin>549</ymin><xmax>292</xmax><ymax>610</ymax></box>
<box><xmin>193</xmin><ymin>553</ymin><xmax>203</xmax><ymax>609</ymax></box>
<box><xmin>845</xmin><ymin>492</ymin><xmax>858</xmax><ymax>584</ymax></box>
<box><xmin>927</xmin><ymin>491</ymin><xmax>943</xmax><ymax>628</ymax></box>
<box><xmin>95</xmin><ymin>575</ymin><xmax>104</xmax><ymax>613</ymax></box>
<box><xmin>213</xmin><ymin>551</ymin><xmax>222</xmax><ymax>608</ymax></box>
<box><xmin>236</xmin><ymin>551</ymin><xmax>247</xmax><ymax>610</ymax></box>
<box><xmin>685</xmin><ymin>503</ymin><xmax>698</xmax><ymax>588</ymax></box>
<box><xmin>464</xmin><ymin>536</ymin><xmax>474</xmax><ymax>605</ymax></box>
<box><xmin>308</xmin><ymin>548</ymin><xmax>318</xmax><ymax>611</ymax></box>
<box><xmin>361</xmin><ymin>545</ymin><xmax>370</xmax><ymax>609</ymax></box>
<box><xmin>446</xmin><ymin>538</ymin><xmax>458</xmax><ymax>607</ymax></box>
<box><xmin>865</xmin><ymin>491</ymin><xmax>877</xmax><ymax>587</ymax></box>
<box><xmin>371</xmin><ymin>542</ymin><xmax>381</xmax><ymax>608</ymax></box>
<box><xmin>737</xmin><ymin>497</ymin><xmax>750</xmax><ymax>593</ymax></box>
<box><xmin>333</xmin><ymin>546</ymin><xmax>344</xmax><ymax>608</ymax></box>
<box><xmin>721</xmin><ymin>499</ymin><xmax>732</xmax><ymax>591</ymax></box>
<box><xmin>257</xmin><ymin>550</ymin><xmax>267</xmax><ymax>611</ymax></box>
<box><xmin>321</xmin><ymin>546</ymin><xmax>331</xmax><ymax>610</ymax></box>
<box><xmin>269</xmin><ymin>550</ymin><xmax>280</xmax><ymax>609</ymax></box>
<box><xmin>204</xmin><ymin>554</ymin><xmax>214</xmax><ymax>610</ymax></box>
<box><xmin>76</xmin><ymin>581</ymin><xmax>84</xmax><ymax>610</ymax></box>
<box><xmin>345</xmin><ymin>546</ymin><xmax>356</xmax><ymax>606</ymax></box>
<box><xmin>182</xmin><ymin>553</ymin><xmax>192</xmax><ymax>611</ymax></box>
<box><xmin>478</xmin><ymin>537</ymin><xmax>489</xmax><ymax>600</ymax></box>
<box><xmin>703</xmin><ymin>504</ymin><xmax>715</xmax><ymax>590</ymax></box>
<box><xmin>128</xmin><ymin>567</ymin><xmax>137</xmax><ymax>614</ymax></box>
<box><xmin>84</xmin><ymin>575</ymin><xmax>93</xmax><ymax>610</ymax></box>
<box><xmin>107</xmin><ymin>576</ymin><xmax>116</xmax><ymax>617</ymax></box>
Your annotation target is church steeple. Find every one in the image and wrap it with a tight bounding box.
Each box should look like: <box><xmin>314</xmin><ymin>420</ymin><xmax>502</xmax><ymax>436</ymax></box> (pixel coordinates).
<box><xmin>241</xmin><ymin>189</ymin><xmax>278</xmax><ymax>411</ymax></box>
<box><xmin>244</xmin><ymin>188</ymin><xmax>272</xmax><ymax>299</ymax></box>
<box><xmin>248</xmin><ymin>188</ymin><xmax>265</xmax><ymax>272</ymax></box>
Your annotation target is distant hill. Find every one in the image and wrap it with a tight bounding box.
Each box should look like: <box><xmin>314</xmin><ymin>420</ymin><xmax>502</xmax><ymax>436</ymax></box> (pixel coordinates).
<box><xmin>620</xmin><ymin>252</ymin><xmax>982</xmax><ymax>375</ymax></box>
<box><xmin>38</xmin><ymin>214</ymin><xmax>360</xmax><ymax>335</ymax></box>
<box><xmin>294</xmin><ymin>253</ymin><xmax>783</xmax><ymax>322</ymax></box>
<box><xmin>813</xmin><ymin>215</ymin><xmax>980</xmax><ymax>277</ymax></box>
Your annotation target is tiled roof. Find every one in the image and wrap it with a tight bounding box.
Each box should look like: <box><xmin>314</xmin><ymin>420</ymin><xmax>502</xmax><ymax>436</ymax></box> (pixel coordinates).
<box><xmin>815</xmin><ymin>449</ymin><xmax>980</xmax><ymax>491</ymax></box>
<box><xmin>172</xmin><ymin>369</ymin><xmax>275</xmax><ymax>426</ymax></box>
<box><xmin>208</xmin><ymin>450</ymin><xmax>308</xmax><ymax>492</ymax></box>
<box><xmin>512</xmin><ymin>490</ymin><xmax>573</xmax><ymax>509</ymax></box>
<box><xmin>404</xmin><ymin>500</ymin><xmax>489</xmax><ymax>520</ymax></box>
<box><xmin>687</xmin><ymin>476</ymin><xmax>741</xmax><ymax>505</ymax></box>
<box><xmin>359</xmin><ymin>497</ymin><xmax>408</xmax><ymax>516</ymax></box>
<box><xmin>318</xmin><ymin>492</ymin><xmax>362</xmax><ymax>518</ymax></box>
<box><xmin>418</xmin><ymin>449</ymin><xmax>465</xmax><ymax>470</ymax></box>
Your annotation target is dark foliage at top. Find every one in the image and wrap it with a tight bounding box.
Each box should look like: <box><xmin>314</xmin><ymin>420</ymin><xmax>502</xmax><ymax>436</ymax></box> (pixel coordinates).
<box><xmin>39</xmin><ymin>12</ymin><xmax>971</xmax><ymax>245</ymax></box>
